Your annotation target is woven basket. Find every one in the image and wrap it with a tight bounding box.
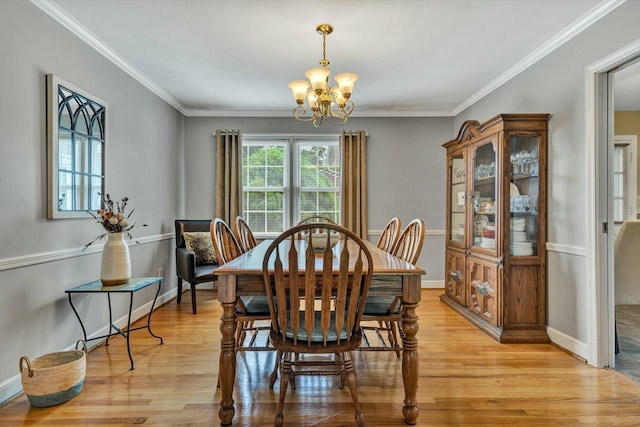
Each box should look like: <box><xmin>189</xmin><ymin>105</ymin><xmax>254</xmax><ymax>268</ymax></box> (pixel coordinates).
<box><xmin>19</xmin><ymin>340</ymin><xmax>87</xmax><ymax>407</ymax></box>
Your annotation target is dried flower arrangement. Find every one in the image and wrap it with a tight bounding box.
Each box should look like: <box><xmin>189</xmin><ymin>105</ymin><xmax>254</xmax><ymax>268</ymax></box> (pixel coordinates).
<box><xmin>83</xmin><ymin>193</ymin><xmax>147</xmax><ymax>250</ymax></box>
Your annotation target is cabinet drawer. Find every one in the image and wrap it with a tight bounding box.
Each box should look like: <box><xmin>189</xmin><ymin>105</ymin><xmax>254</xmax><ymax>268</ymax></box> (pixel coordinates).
<box><xmin>445</xmin><ymin>249</ymin><xmax>466</xmax><ymax>305</ymax></box>
<box><xmin>467</xmin><ymin>257</ymin><xmax>501</xmax><ymax>326</ymax></box>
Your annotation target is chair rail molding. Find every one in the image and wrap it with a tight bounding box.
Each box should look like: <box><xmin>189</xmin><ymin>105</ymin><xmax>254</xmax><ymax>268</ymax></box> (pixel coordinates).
<box><xmin>368</xmin><ymin>228</ymin><xmax>445</xmax><ymax>237</ymax></box>
<box><xmin>0</xmin><ymin>233</ymin><xmax>174</xmax><ymax>272</ymax></box>
<box><xmin>545</xmin><ymin>242</ymin><xmax>586</xmax><ymax>257</ymax></box>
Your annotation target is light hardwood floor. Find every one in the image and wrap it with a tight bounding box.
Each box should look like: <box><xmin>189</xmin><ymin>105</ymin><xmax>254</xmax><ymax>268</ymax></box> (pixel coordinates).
<box><xmin>2</xmin><ymin>289</ymin><xmax>640</xmax><ymax>426</ymax></box>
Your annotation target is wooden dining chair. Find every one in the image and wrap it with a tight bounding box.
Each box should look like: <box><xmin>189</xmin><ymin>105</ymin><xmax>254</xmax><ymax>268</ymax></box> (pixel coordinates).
<box><xmin>211</xmin><ymin>218</ymin><xmax>271</xmax><ymax>351</ymax></box>
<box><xmin>234</xmin><ymin>216</ymin><xmax>257</xmax><ymax>253</ymax></box>
<box><xmin>376</xmin><ymin>217</ymin><xmax>401</xmax><ymax>253</ymax></box>
<box><xmin>262</xmin><ymin>223</ymin><xmax>373</xmax><ymax>427</ymax></box>
<box><xmin>391</xmin><ymin>218</ymin><xmax>425</xmax><ymax>265</ymax></box>
<box><xmin>360</xmin><ymin>218</ymin><xmax>425</xmax><ymax>357</ymax></box>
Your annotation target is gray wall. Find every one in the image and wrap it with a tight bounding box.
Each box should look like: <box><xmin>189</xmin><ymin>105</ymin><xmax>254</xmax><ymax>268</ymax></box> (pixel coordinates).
<box><xmin>184</xmin><ymin>116</ymin><xmax>452</xmax><ymax>283</ymax></box>
<box><xmin>0</xmin><ymin>1</ymin><xmax>183</xmax><ymax>402</ymax></box>
<box><xmin>454</xmin><ymin>0</ymin><xmax>640</xmax><ymax>347</ymax></box>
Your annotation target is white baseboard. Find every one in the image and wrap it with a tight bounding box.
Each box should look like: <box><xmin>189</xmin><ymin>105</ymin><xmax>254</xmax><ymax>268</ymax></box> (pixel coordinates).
<box><xmin>422</xmin><ymin>279</ymin><xmax>443</xmax><ymax>289</ymax></box>
<box><xmin>547</xmin><ymin>326</ymin><xmax>588</xmax><ymax>361</ymax></box>
<box><xmin>0</xmin><ymin>286</ymin><xmax>178</xmax><ymax>406</ymax></box>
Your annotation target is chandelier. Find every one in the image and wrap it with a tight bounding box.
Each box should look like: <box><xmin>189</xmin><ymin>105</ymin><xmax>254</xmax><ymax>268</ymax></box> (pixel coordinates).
<box><xmin>288</xmin><ymin>24</ymin><xmax>359</xmax><ymax>127</ymax></box>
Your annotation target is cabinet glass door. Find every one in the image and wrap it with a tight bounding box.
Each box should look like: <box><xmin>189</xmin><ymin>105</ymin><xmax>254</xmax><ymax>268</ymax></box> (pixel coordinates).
<box><xmin>509</xmin><ymin>136</ymin><xmax>539</xmax><ymax>256</ymax></box>
<box><xmin>472</xmin><ymin>139</ymin><xmax>497</xmax><ymax>252</ymax></box>
<box><xmin>449</xmin><ymin>153</ymin><xmax>466</xmax><ymax>243</ymax></box>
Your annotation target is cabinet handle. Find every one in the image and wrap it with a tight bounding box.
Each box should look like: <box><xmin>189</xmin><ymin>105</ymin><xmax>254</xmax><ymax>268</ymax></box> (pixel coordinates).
<box><xmin>449</xmin><ymin>271</ymin><xmax>461</xmax><ymax>282</ymax></box>
<box><xmin>472</xmin><ymin>280</ymin><xmax>494</xmax><ymax>295</ymax></box>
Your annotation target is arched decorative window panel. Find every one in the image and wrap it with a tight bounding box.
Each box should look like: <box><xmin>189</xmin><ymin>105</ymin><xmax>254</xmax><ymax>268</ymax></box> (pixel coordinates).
<box><xmin>47</xmin><ymin>75</ymin><xmax>108</xmax><ymax>218</ymax></box>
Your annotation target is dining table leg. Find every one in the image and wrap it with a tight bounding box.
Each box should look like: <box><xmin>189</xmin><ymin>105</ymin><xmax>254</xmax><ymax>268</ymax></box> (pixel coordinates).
<box><xmin>401</xmin><ymin>276</ymin><xmax>421</xmax><ymax>425</ymax></box>
<box><xmin>218</xmin><ymin>276</ymin><xmax>238</xmax><ymax>426</ymax></box>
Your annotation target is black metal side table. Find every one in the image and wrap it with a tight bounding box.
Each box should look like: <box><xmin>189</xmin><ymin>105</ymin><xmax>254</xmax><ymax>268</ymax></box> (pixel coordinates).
<box><xmin>65</xmin><ymin>277</ymin><xmax>164</xmax><ymax>370</ymax></box>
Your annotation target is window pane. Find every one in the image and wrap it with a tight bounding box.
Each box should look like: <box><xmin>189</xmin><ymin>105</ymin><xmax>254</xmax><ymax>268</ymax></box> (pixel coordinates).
<box><xmin>267</xmin><ymin>212</ymin><xmax>284</xmax><ymax>232</ymax></box>
<box><xmin>266</xmin><ymin>191</ymin><xmax>283</xmax><ymax>210</ymax></box>
<box><xmin>300</xmin><ymin>191</ymin><xmax>317</xmax><ymax>211</ymax></box>
<box><xmin>318</xmin><ymin>192</ymin><xmax>338</xmax><ymax>211</ymax></box>
<box><xmin>298</xmin><ymin>144</ymin><xmax>340</xmax><ymax>189</ymax></box>
<box><xmin>614</xmin><ymin>199</ymin><xmax>624</xmax><ymax>221</ymax></box>
<box><xmin>247</xmin><ymin>191</ymin><xmax>265</xmax><ymax>210</ymax></box>
<box><xmin>247</xmin><ymin>166</ymin><xmax>265</xmax><ymax>186</ymax></box>
<box><xmin>614</xmin><ymin>174</ymin><xmax>624</xmax><ymax>197</ymax></box>
<box><xmin>266</xmin><ymin>146</ymin><xmax>284</xmax><ymax>166</ymax></box>
<box><xmin>300</xmin><ymin>166</ymin><xmax>317</xmax><ymax>187</ymax></box>
<box><xmin>614</xmin><ymin>148</ymin><xmax>623</xmax><ymax>171</ymax></box>
<box><xmin>267</xmin><ymin>166</ymin><xmax>283</xmax><ymax>187</ymax></box>
<box><xmin>247</xmin><ymin>146</ymin><xmax>265</xmax><ymax>165</ymax></box>
<box><xmin>247</xmin><ymin>212</ymin><xmax>266</xmax><ymax>233</ymax></box>
<box><xmin>300</xmin><ymin>191</ymin><xmax>339</xmax><ymax>220</ymax></box>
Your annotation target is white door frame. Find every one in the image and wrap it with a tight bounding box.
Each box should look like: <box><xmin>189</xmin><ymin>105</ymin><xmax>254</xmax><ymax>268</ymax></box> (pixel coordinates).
<box><xmin>586</xmin><ymin>38</ymin><xmax>640</xmax><ymax>368</ymax></box>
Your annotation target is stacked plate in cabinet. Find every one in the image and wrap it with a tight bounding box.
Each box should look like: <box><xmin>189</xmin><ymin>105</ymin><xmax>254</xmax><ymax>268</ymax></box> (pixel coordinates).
<box><xmin>480</xmin><ymin>237</ymin><xmax>495</xmax><ymax>249</ymax></box>
<box><xmin>480</xmin><ymin>224</ymin><xmax>495</xmax><ymax>249</ymax></box>
<box><xmin>510</xmin><ymin>218</ymin><xmax>533</xmax><ymax>256</ymax></box>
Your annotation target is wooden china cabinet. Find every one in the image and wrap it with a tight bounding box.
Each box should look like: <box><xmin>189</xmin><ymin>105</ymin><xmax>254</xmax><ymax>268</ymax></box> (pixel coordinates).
<box><xmin>440</xmin><ymin>114</ymin><xmax>550</xmax><ymax>343</ymax></box>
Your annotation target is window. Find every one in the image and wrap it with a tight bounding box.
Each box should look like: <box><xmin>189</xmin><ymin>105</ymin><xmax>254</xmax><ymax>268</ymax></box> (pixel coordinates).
<box><xmin>241</xmin><ymin>135</ymin><xmax>340</xmax><ymax>236</ymax></box>
<box><xmin>613</xmin><ymin>136</ymin><xmax>638</xmax><ymax>223</ymax></box>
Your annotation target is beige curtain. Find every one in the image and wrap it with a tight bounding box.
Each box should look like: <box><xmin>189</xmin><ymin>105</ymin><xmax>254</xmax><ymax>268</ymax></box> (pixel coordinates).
<box><xmin>341</xmin><ymin>130</ymin><xmax>368</xmax><ymax>240</ymax></box>
<box><xmin>215</xmin><ymin>129</ymin><xmax>242</xmax><ymax>225</ymax></box>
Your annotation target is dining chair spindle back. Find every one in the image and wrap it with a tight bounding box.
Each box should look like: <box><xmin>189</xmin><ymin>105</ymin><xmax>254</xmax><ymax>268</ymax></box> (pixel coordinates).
<box><xmin>376</xmin><ymin>217</ymin><xmax>401</xmax><ymax>253</ymax></box>
<box><xmin>234</xmin><ymin>216</ymin><xmax>257</xmax><ymax>252</ymax></box>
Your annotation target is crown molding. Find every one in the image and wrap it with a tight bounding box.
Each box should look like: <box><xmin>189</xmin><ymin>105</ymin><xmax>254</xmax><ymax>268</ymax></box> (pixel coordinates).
<box><xmin>30</xmin><ymin>0</ymin><xmax>188</xmax><ymax>115</ymax></box>
<box><xmin>32</xmin><ymin>0</ymin><xmax>624</xmax><ymax>119</ymax></box>
<box><xmin>452</xmin><ymin>0</ymin><xmax>626</xmax><ymax>116</ymax></box>
<box><xmin>185</xmin><ymin>108</ymin><xmax>455</xmax><ymax>118</ymax></box>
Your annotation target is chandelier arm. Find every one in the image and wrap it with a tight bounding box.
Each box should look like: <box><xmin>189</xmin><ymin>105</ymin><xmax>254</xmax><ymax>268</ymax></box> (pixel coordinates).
<box><xmin>293</xmin><ymin>105</ymin><xmax>318</xmax><ymax>123</ymax></box>
<box><xmin>328</xmin><ymin>99</ymin><xmax>355</xmax><ymax>120</ymax></box>
<box><xmin>341</xmin><ymin>99</ymin><xmax>355</xmax><ymax>116</ymax></box>
<box><xmin>329</xmin><ymin>114</ymin><xmax>348</xmax><ymax>125</ymax></box>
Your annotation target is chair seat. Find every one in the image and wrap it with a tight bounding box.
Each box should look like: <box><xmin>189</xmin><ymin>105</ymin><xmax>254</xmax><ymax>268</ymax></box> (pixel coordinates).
<box><xmin>194</xmin><ymin>264</ymin><xmax>217</xmax><ymax>282</ymax></box>
<box><xmin>237</xmin><ymin>296</ymin><xmax>271</xmax><ymax>316</ymax></box>
<box><xmin>363</xmin><ymin>296</ymin><xmax>400</xmax><ymax>316</ymax></box>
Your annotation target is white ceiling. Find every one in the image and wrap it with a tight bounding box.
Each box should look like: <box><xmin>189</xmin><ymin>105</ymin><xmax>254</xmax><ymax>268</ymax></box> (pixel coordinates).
<box><xmin>35</xmin><ymin>0</ymin><xmax>628</xmax><ymax>117</ymax></box>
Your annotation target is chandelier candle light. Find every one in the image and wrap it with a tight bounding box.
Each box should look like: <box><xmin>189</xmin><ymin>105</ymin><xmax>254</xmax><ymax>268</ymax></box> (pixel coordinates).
<box><xmin>288</xmin><ymin>24</ymin><xmax>359</xmax><ymax>127</ymax></box>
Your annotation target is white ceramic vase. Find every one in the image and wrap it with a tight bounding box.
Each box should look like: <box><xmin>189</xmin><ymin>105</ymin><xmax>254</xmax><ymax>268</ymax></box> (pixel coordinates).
<box><xmin>100</xmin><ymin>232</ymin><xmax>131</xmax><ymax>286</ymax></box>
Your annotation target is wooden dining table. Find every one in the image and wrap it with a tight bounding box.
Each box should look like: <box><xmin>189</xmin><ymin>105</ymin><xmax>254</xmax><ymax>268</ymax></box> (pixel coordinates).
<box><xmin>214</xmin><ymin>238</ymin><xmax>425</xmax><ymax>425</ymax></box>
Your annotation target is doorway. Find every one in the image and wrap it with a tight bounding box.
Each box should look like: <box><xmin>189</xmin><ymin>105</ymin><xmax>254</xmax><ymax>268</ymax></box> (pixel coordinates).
<box><xmin>586</xmin><ymin>39</ymin><xmax>640</xmax><ymax>370</ymax></box>
<box><xmin>611</xmin><ymin>61</ymin><xmax>640</xmax><ymax>381</ymax></box>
